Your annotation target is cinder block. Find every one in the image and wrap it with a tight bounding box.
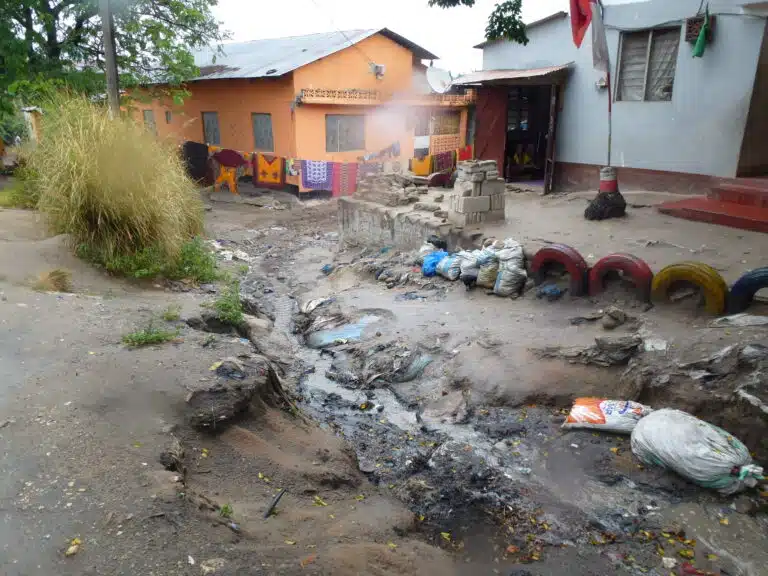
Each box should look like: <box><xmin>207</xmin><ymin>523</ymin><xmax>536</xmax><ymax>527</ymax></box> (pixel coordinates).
<box><xmin>448</xmin><ymin>211</ymin><xmax>486</xmax><ymax>226</ymax></box>
<box><xmin>458</xmin><ymin>160</ymin><xmax>498</xmax><ymax>174</ymax></box>
<box><xmin>486</xmin><ymin>209</ymin><xmax>505</xmax><ymax>222</ymax></box>
<box><xmin>481</xmin><ymin>178</ymin><xmax>505</xmax><ymax>197</ymax></box>
<box><xmin>455</xmin><ymin>195</ymin><xmax>490</xmax><ymax>213</ymax></box>
<box><xmin>489</xmin><ymin>192</ymin><xmax>505</xmax><ymax>211</ymax></box>
<box><xmin>485</xmin><ymin>170</ymin><xmax>500</xmax><ymax>180</ymax></box>
<box><xmin>469</xmin><ymin>172</ymin><xmax>486</xmax><ymax>183</ymax></box>
<box><xmin>455</xmin><ymin>180</ymin><xmax>481</xmax><ymax>197</ymax></box>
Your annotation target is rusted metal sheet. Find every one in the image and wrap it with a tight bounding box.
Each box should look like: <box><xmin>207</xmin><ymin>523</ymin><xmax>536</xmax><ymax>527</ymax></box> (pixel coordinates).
<box><xmin>474</xmin><ymin>86</ymin><xmax>508</xmax><ymax>173</ymax></box>
<box><xmin>453</xmin><ymin>63</ymin><xmax>573</xmax><ymax>86</ymax></box>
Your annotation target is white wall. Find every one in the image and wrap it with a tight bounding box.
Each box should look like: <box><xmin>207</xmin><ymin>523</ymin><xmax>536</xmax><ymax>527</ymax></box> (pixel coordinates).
<box><xmin>482</xmin><ymin>0</ymin><xmax>767</xmax><ymax>176</ymax></box>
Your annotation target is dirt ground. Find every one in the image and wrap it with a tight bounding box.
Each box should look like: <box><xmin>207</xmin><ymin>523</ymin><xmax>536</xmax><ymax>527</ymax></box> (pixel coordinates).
<box><xmin>1</xmin><ymin>191</ymin><xmax>767</xmax><ymax>576</ymax></box>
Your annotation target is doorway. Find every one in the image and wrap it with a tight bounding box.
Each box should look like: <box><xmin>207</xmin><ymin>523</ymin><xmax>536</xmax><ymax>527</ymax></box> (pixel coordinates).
<box><xmin>504</xmin><ymin>85</ymin><xmax>553</xmax><ymax>184</ymax></box>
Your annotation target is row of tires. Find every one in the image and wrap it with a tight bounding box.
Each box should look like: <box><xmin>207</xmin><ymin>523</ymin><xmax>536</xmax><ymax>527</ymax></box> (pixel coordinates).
<box><xmin>529</xmin><ymin>243</ymin><xmax>766</xmax><ymax>315</ymax></box>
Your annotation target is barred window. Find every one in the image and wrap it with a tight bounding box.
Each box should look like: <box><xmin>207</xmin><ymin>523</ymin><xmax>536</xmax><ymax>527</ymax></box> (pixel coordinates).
<box><xmin>617</xmin><ymin>28</ymin><xmax>680</xmax><ymax>102</ymax></box>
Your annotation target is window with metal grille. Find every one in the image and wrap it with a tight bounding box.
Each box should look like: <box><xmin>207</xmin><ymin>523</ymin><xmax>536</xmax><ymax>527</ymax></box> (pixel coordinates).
<box><xmin>431</xmin><ymin>111</ymin><xmax>461</xmax><ymax>135</ymax></box>
<box><xmin>617</xmin><ymin>28</ymin><xmax>681</xmax><ymax>102</ymax></box>
<box><xmin>325</xmin><ymin>115</ymin><xmax>365</xmax><ymax>152</ymax></box>
<box><xmin>202</xmin><ymin>111</ymin><xmax>220</xmax><ymax>145</ymax></box>
<box><xmin>142</xmin><ymin>110</ymin><xmax>157</xmax><ymax>135</ymax></box>
<box><xmin>252</xmin><ymin>113</ymin><xmax>274</xmax><ymax>151</ymax></box>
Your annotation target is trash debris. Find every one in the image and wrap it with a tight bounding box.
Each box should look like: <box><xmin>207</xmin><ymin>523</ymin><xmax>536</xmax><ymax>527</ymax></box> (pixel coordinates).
<box><xmin>305</xmin><ymin>315</ymin><xmax>379</xmax><ymax>348</ymax></box>
<box><xmin>201</xmin><ymin>558</ymin><xmax>227</xmax><ymax>575</ymax></box>
<box><xmin>232</xmin><ymin>249</ymin><xmax>251</xmax><ymax>263</ymax></box>
<box><xmin>535</xmin><ymin>335</ymin><xmax>642</xmax><ymax>367</ymax></box>
<box><xmin>188</xmin><ymin>555</ymin><xmax>195</xmax><ymax>566</ymax></box>
<box><xmin>662</xmin><ymin>557</ymin><xmax>678</xmax><ymax>569</ymax></box>
<box><xmin>264</xmin><ymin>488</ymin><xmax>286</xmax><ymax>518</ymax></box>
<box><xmin>570</xmin><ymin>311</ymin><xmax>604</xmax><ymax>325</ymax></box>
<box><xmin>643</xmin><ymin>338</ymin><xmax>668</xmax><ymax>352</ymax></box>
<box><xmin>395</xmin><ymin>291</ymin><xmax>426</xmax><ymax>302</ymax></box>
<box><xmin>321</xmin><ymin>264</ymin><xmax>335</xmax><ymax>275</ymax></box>
<box><xmin>536</xmin><ymin>284</ymin><xmax>566</xmax><ymax>301</ymax></box>
<box><xmin>300</xmin><ymin>297</ymin><xmax>332</xmax><ymax>315</ymax></box>
<box><xmin>710</xmin><ymin>313</ymin><xmax>768</xmax><ymax>328</ymax></box>
<box><xmin>426</xmin><ymin>234</ymin><xmax>448</xmax><ymax>251</ymax></box>
<box><xmin>422</xmin><ymin>250</ymin><xmax>448</xmax><ymax>277</ymax></box>
<box><xmin>631</xmin><ymin>409</ymin><xmax>765</xmax><ymax>494</ymax></box>
<box><xmin>214</xmin><ymin>357</ymin><xmax>247</xmax><ymax>380</ymax></box>
<box><xmin>65</xmin><ymin>537</ymin><xmax>82</xmax><ymax>557</ymax></box>
<box><xmin>601</xmin><ymin>306</ymin><xmax>627</xmax><ymax>330</ymax></box>
<box><xmin>563</xmin><ymin>398</ymin><xmax>654</xmax><ymax>434</ymax></box>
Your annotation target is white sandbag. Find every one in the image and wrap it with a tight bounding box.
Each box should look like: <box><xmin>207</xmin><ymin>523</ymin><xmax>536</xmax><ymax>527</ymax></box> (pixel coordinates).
<box><xmin>477</xmin><ymin>260</ymin><xmax>499</xmax><ymax>289</ymax></box>
<box><xmin>631</xmin><ymin>409</ymin><xmax>764</xmax><ymax>495</ymax></box>
<box><xmin>496</xmin><ymin>239</ymin><xmax>524</xmax><ymax>267</ymax></box>
<box><xmin>562</xmin><ymin>398</ymin><xmax>653</xmax><ymax>434</ymax></box>
<box><xmin>436</xmin><ymin>254</ymin><xmax>461</xmax><ymax>281</ymax></box>
<box><xmin>493</xmin><ymin>265</ymin><xmax>527</xmax><ymax>297</ymax></box>
<box><xmin>459</xmin><ymin>251</ymin><xmax>480</xmax><ymax>278</ymax></box>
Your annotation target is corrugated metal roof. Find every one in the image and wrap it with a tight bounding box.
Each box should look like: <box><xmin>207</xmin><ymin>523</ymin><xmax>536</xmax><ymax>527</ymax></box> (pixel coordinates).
<box><xmin>193</xmin><ymin>28</ymin><xmax>438</xmax><ymax>81</ymax></box>
<box><xmin>452</xmin><ymin>63</ymin><xmax>573</xmax><ymax>85</ymax></box>
<box><xmin>473</xmin><ymin>11</ymin><xmax>568</xmax><ymax>49</ymax></box>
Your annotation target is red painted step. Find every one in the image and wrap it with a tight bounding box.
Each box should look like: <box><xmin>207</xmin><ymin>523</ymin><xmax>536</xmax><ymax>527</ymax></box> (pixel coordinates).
<box><xmin>708</xmin><ymin>180</ymin><xmax>768</xmax><ymax>208</ymax></box>
<box><xmin>657</xmin><ymin>197</ymin><xmax>768</xmax><ymax>234</ymax></box>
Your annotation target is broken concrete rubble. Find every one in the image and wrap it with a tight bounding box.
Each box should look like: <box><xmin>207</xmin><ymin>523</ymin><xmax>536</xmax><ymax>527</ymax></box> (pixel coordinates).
<box><xmin>534</xmin><ymin>335</ymin><xmax>643</xmax><ymax>367</ymax></box>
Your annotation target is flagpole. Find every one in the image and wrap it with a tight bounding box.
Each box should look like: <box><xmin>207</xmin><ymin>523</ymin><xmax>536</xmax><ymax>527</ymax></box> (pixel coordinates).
<box><xmin>607</xmin><ymin>73</ymin><xmax>612</xmax><ymax>167</ymax></box>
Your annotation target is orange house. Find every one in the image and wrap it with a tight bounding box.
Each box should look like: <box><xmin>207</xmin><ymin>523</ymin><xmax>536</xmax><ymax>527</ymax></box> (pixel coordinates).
<box><xmin>133</xmin><ymin>29</ymin><xmax>475</xmax><ymax>190</ymax></box>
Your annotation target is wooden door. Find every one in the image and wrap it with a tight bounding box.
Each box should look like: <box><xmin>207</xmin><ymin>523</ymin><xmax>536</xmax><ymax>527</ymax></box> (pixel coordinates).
<box><xmin>474</xmin><ymin>86</ymin><xmax>508</xmax><ymax>173</ymax></box>
<box><xmin>543</xmin><ymin>84</ymin><xmax>559</xmax><ymax>194</ymax></box>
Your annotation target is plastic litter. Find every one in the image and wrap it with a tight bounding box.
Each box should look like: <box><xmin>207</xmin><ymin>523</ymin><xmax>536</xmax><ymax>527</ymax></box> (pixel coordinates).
<box><xmin>426</xmin><ymin>234</ymin><xmax>448</xmax><ymax>250</ymax></box>
<box><xmin>459</xmin><ymin>251</ymin><xmax>480</xmax><ymax>279</ymax></box>
<box><xmin>478</xmin><ymin>260</ymin><xmax>500</xmax><ymax>289</ymax></box>
<box><xmin>563</xmin><ymin>398</ymin><xmax>653</xmax><ymax>434</ymax></box>
<box><xmin>537</xmin><ymin>284</ymin><xmax>566</xmax><ymax>301</ymax></box>
<box><xmin>418</xmin><ymin>242</ymin><xmax>437</xmax><ymax>264</ymax></box>
<box><xmin>321</xmin><ymin>264</ymin><xmax>335</xmax><ymax>275</ymax></box>
<box><xmin>436</xmin><ymin>254</ymin><xmax>461</xmax><ymax>281</ymax></box>
<box><xmin>422</xmin><ymin>251</ymin><xmax>448</xmax><ymax>277</ymax></box>
<box><xmin>710</xmin><ymin>313</ymin><xmax>768</xmax><ymax>328</ymax></box>
<box><xmin>631</xmin><ymin>409</ymin><xmax>764</xmax><ymax>494</ymax></box>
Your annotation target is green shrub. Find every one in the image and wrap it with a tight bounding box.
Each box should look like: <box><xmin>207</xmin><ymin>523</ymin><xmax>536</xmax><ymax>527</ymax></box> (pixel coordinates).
<box><xmin>214</xmin><ymin>281</ymin><xmax>244</xmax><ymax>326</ymax></box>
<box><xmin>25</xmin><ymin>94</ymin><xmax>204</xmax><ymax>275</ymax></box>
<box><xmin>122</xmin><ymin>321</ymin><xmax>179</xmax><ymax>347</ymax></box>
<box><xmin>161</xmin><ymin>305</ymin><xmax>181</xmax><ymax>322</ymax></box>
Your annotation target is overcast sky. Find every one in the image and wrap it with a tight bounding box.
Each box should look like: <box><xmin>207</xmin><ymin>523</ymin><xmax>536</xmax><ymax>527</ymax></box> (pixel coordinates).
<box><xmin>211</xmin><ymin>0</ymin><xmax>575</xmax><ymax>74</ymax></box>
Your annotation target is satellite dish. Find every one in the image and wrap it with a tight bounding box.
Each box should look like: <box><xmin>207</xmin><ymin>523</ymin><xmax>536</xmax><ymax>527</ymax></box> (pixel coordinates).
<box><xmin>426</xmin><ymin>67</ymin><xmax>453</xmax><ymax>94</ymax></box>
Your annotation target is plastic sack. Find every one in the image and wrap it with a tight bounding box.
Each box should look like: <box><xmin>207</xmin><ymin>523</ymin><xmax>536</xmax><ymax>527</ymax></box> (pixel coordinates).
<box><xmin>631</xmin><ymin>409</ymin><xmax>764</xmax><ymax>494</ymax></box>
<box><xmin>496</xmin><ymin>240</ymin><xmax>524</xmax><ymax>267</ymax></box>
<box><xmin>436</xmin><ymin>254</ymin><xmax>461</xmax><ymax>281</ymax></box>
<box><xmin>563</xmin><ymin>398</ymin><xmax>653</xmax><ymax>434</ymax></box>
<box><xmin>476</xmin><ymin>247</ymin><xmax>498</xmax><ymax>267</ymax></box>
<box><xmin>417</xmin><ymin>242</ymin><xmax>437</xmax><ymax>264</ymax></box>
<box><xmin>459</xmin><ymin>251</ymin><xmax>480</xmax><ymax>279</ymax></box>
<box><xmin>477</xmin><ymin>261</ymin><xmax>500</xmax><ymax>288</ymax></box>
<box><xmin>493</xmin><ymin>265</ymin><xmax>527</xmax><ymax>297</ymax></box>
<box><xmin>422</xmin><ymin>250</ymin><xmax>448</xmax><ymax>277</ymax></box>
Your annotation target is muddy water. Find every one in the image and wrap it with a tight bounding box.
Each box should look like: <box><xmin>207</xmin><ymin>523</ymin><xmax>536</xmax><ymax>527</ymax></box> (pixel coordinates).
<box><xmin>244</xmin><ymin>236</ymin><xmax>768</xmax><ymax>575</ymax></box>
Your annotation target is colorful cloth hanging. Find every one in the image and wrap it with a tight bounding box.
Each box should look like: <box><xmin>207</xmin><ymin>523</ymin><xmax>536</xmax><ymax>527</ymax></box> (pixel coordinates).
<box><xmin>433</xmin><ymin>150</ymin><xmax>455</xmax><ymax>173</ymax></box>
<box><xmin>410</xmin><ymin>155</ymin><xmax>433</xmax><ymax>177</ymax></box>
<box><xmin>285</xmin><ymin>158</ymin><xmax>300</xmax><ymax>177</ymax></box>
<box><xmin>301</xmin><ymin>160</ymin><xmax>332</xmax><ymax>190</ymax></box>
<box><xmin>254</xmin><ymin>153</ymin><xmax>285</xmax><ymax>187</ymax></box>
<box><xmin>457</xmin><ymin>144</ymin><xmax>473</xmax><ymax>161</ymax></box>
<box><xmin>331</xmin><ymin>163</ymin><xmax>359</xmax><ymax>196</ymax></box>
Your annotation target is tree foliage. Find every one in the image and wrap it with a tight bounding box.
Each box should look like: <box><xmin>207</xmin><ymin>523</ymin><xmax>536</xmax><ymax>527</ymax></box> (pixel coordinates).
<box><xmin>0</xmin><ymin>0</ymin><xmax>227</xmax><ymax>114</ymax></box>
<box><xmin>428</xmin><ymin>0</ymin><xmax>528</xmax><ymax>44</ymax></box>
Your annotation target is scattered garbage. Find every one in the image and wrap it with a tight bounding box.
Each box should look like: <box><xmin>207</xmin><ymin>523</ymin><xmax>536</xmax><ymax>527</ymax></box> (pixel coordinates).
<box><xmin>306</xmin><ymin>315</ymin><xmax>380</xmax><ymax>348</ymax></box>
<box><xmin>710</xmin><ymin>313</ymin><xmax>768</xmax><ymax>328</ymax></box>
<box><xmin>477</xmin><ymin>259</ymin><xmax>499</xmax><ymax>289</ymax></box>
<box><xmin>535</xmin><ymin>335</ymin><xmax>642</xmax><ymax>367</ymax></box>
<box><xmin>65</xmin><ymin>537</ymin><xmax>82</xmax><ymax>557</ymax></box>
<box><xmin>422</xmin><ymin>250</ymin><xmax>448</xmax><ymax>277</ymax></box>
<box><xmin>418</xmin><ymin>242</ymin><xmax>437</xmax><ymax>264</ymax></box>
<box><xmin>321</xmin><ymin>264</ymin><xmax>335</xmax><ymax>275</ymax></box>
<box><xmin>631</xmin><ymin>409</ymin><xmax>764</xmax><ymax>494</ymax></box>
<box><xmin>426</xmin><ymin>234</ymin><xmax>448</xmax><ymax>251</ymax></box>
<box><xmin>537</xmin><ymin>284</ymin><xmax>566</xmax><ymax>301</ymax></box>
<box><xmin>643</xmin><ymin>338</ymin><xmax>668</xmax><ymax>353</ymax></box>
<box><xmin>563</xmin><ymin>398</ymin><xmax>654</xmax><ymax>434</ymax></box>
<box><xmin>436</xmin><ymin>254</ymin><xmax>462</xmax><ymax>281</ymax></box>
<box><xmin>300</xmin><ymin>297</ymin><xmax>332</xmax><ymax>315</ymax></box>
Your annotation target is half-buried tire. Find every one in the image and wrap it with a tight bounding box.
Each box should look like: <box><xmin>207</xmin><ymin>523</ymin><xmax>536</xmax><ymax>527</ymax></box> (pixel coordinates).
<box><xmin>588</xmin><ymin>253</ymin><xmax>654</xmax><ymax>301</ymax></box>
<box><xmin>727</xmin><ymin>267</ymin><xmax>768</xmax><ymax>314</ymax></box>
<box><xmin>651</xmin><ymin>262</ymin><xmax>728</xmax><ymax>315</ymax></box>
<box><xmin>531</xmin><ymin>244</ymin><xmax>589</xmax><ymax>296</ymax></box>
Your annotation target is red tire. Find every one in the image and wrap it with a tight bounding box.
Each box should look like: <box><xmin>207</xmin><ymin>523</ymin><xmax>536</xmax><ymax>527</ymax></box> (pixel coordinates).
<box><xmin>588</xmin><ymin>253</ymin><xmax>654</xmax><ymax>301</ymax></box>
<box><xmin>531</xmin><ymin>244</ymin><xmax>589</xmax><ymax>296</ymax></box>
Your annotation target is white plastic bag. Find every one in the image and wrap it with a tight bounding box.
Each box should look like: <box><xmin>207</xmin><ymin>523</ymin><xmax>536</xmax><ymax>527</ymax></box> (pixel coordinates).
<box><xmin>493</xmin><ymin>259</ymin><xmax>527</xmax><ymax>297</ymax></box>
<box><xmin>436</xmin><ymin>254</ymin><xmax>461</xmax><ymax>281</ymax></box>
<box><xmin>496</xmin><ymin>239</ymin><xmax>524</xmax><ymax>268</ymax></box>
<box><xmin>631</xmin><ymin>409</ymin><xmax>764</xmax><ymax>494</ymax></box>
<box><xmin>459</xmin><ymin>251</ymin><xmax>480</xmax><ymax>279</ymax></box>
<box><xmin>562</xmin><ymin>398</ymin><xmax>653</xmax><ymax>434</ymax></box>
<box><xmin>417</xmin><ymin>242</ymin><xmax>437</xmax><ymax>264</ymax></box>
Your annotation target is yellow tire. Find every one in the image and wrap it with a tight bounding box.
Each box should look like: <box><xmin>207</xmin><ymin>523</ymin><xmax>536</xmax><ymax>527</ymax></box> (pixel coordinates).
<box><xmin>651</xmin><ymin>261</ymin><xmax>728</xmax><ymax>315</ymax></box>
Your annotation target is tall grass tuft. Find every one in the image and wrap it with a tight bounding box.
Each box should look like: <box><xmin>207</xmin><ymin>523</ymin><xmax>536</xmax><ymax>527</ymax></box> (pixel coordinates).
<box><xmin>25</xmin><ymin>94</ymin><xmax>204</xmax><ymax>273</ymax></box>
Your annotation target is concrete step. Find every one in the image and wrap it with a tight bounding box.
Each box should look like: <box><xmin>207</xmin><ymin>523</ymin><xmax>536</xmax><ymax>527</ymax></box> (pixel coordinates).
<box><xmin>657</xmin><ymin>197</ymin><xmax>768</xmax><ymax>234</ymax></box>
<box><xmin>708</xmin><ymin>180</ymin><xmax>768</xmax><ymax>208</ymax></box>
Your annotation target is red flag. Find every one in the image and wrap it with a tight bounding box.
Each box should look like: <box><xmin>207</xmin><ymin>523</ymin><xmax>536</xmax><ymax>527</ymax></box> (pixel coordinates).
<box><xmin>570</xmin><ymin>0</ymin><xmax>592</xmax><ymax>48</ymax></box>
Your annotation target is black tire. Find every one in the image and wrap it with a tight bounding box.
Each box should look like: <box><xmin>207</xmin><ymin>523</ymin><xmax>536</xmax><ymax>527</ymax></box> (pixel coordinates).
<box><xmin>727</xmin><ymin>267</ymin><xmax>768</xmax><ymax>314</ymax></box>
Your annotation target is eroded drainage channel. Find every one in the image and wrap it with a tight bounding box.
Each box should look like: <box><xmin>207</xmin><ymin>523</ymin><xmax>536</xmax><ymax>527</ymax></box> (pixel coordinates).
<box><xmin>270</xmin><ymin>293</ymin><xmax>686</xmax><ymax>566</ymax></box>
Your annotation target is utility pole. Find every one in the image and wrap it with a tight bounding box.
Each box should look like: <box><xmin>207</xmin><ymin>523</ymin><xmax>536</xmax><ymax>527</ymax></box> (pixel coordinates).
<box><xmin>100</xmin><ymin>0</ymin><xmax>120</xmax><ymax>116</ymax></box>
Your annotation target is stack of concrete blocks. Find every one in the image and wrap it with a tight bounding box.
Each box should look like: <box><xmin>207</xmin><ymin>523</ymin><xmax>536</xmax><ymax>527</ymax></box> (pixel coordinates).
<box><xmin>447</xmin><ymin>160</ymin><xmax>505</xmax><ymax>226</ymax></box>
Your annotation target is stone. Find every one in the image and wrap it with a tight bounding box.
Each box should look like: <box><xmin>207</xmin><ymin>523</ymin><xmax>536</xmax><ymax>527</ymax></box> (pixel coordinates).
<box><xmin>433</xmin><ymin>193</ymin><xmax>444</xmax><ymax>202</ymax></box>
<box><xmin>454</xmin><ymin>195</ymin><xmax>490</xmax><ymax>214</ymax></box>
<box><xmin>602</xmin><ymin>306</ymin><xmax>627</xmax><ymax>330</ymax></box>
<box><xmin>413</xmin><ymin>202</ymin><xmax>441</xmax><ymax>212</ymax></box>
<box><xmin>243</xmin><ymin>314</ymin><xmax>272</xmax><ymax>339</ymax></box>
<box><xmin>421</xmin><ymin>391</ymin><xmax>468</xmax><ymax>425</ymax></box>
<box><xmin>201</xmin><ymin>558</ymin><xmax>227</xmax><ymax>575</ymax></box>
<box><xmin>185</xmin><ymin>310</ymin><xmax>239</xmax><ymax>334</ymax></box>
